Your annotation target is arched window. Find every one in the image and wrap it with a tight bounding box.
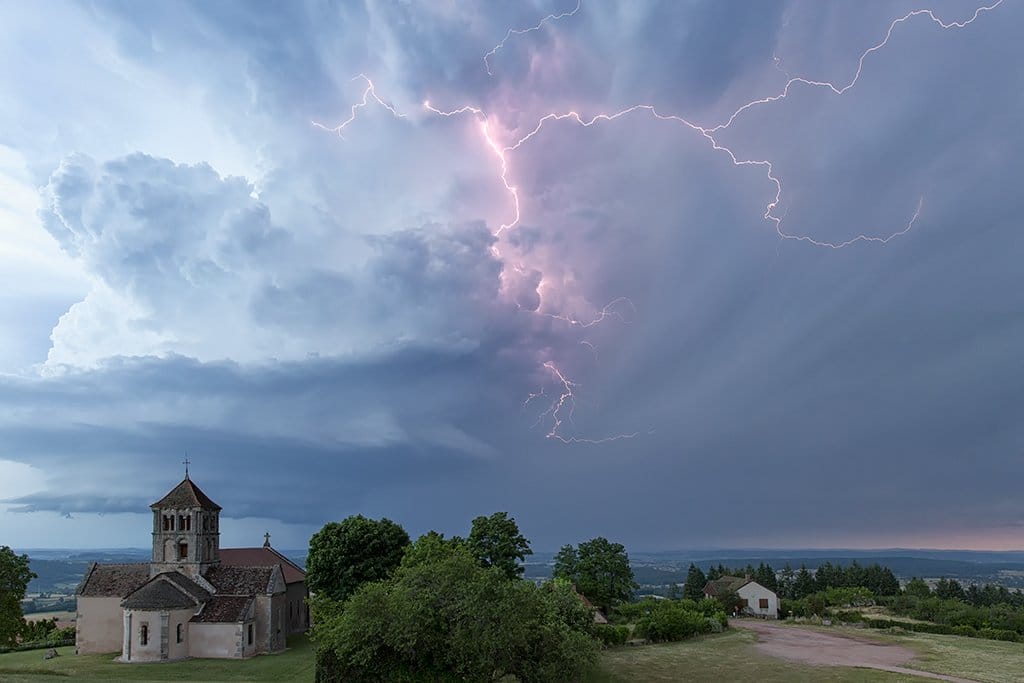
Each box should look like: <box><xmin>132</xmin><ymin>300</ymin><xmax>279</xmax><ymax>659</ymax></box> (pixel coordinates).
<box><xmin>186</xmin><ymin>515</ymin><xmax>191</xmax><ymax>531</ymax></box>
<box><xmin>176</xmin><ymin>623</ymin><xmax>184</xmax><ymax>643</ymax></box>
<box><xmin>178</xmin><ymin>542</ymin><xmax>188</xmax><ymax>559</ymax></box>
<box><xmin>140</xmin><ymin>623</ymin><xmax>148</xmax><ymax>646</ymax></box>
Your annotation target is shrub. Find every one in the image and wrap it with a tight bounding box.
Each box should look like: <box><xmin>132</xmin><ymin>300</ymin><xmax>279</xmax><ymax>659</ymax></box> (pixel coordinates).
<box><xmin>952</xmin><ymin>625</ymin><xmax>977</xmax><ymax>637</ymax></box>
<box><xmin>977</xmin><ymin>628</ymin><xmax>1019</xmax><ymax>642</ymax></box>
<box><xmin>634</xmin><ymin>601</ymin><xmax>714</xmax><ymax>643</ymax></box>
<box><xmin>592</xmin><ymin>624</ymin><xmax>629</xmax><ymax>647</ymax></box>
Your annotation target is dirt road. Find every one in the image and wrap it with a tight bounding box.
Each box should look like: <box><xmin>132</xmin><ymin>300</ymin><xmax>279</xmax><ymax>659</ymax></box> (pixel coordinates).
<box><xmin>732</xmin><ymin>620</ymin><xmax>976</xmax><ymax>682</ymax></box>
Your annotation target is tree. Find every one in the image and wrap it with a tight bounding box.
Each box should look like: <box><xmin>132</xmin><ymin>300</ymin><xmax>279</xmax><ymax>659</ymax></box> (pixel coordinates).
<box><xmin>793</xmin><ymin>565</ymin><xmax>815</xmax><ymax>599</ymax></box>
<box><xmin>552</xmin><ymin>537</ymin><xmax>636</xmax><ymax>612</ymax></box>
<box><xmin>314</xmin><ymin>551</ymin><xmax>597</xmax><ymax>682</ymax></box>
<box><xmin>1</xmin><ymin>545</ymin><xmax>35</xmax><ymax>646</ymax></box>
<box><xmin>683</xmin><ymin>563</ymin><xmax>707</xmax><ymax>602</ymax></box>
<box><xmin>755</xmin><ymin>563</ymin><xmax>778</xmax><ymax>592</ymax></box>
<box><xmin>778</xmin><ymin>563</ymin><xmax>796</xmax><ymax>599</ymax></box>
<box><xmin>467</xmin><ymin>511</ymin><xmax>532</xmax><ymax>580</ymax></box>
<box><xmin>306</xmin><ymin>515</ymin><xmax>410</xmax><ymax>602</ymax></box>
<box><xmin>934</xmin><ymin>577</ymin><xmax>966</xmax><ymax>601</ymax></box>
<box><xmin>400</xmin><ymin>530</ymin><xmax>467</xmax><ymax>570</ymax></box>
<box><xmin>904</xmin><ymin>577</ymin><xmax>931</xmax><ymax>598</ymax></box>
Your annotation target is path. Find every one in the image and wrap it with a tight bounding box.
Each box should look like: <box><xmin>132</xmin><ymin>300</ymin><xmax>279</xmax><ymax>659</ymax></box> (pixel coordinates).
<box><xmin>732</xmin><ymin>619</ymin><xmax>976</xmax><ymax>682</ymax></box>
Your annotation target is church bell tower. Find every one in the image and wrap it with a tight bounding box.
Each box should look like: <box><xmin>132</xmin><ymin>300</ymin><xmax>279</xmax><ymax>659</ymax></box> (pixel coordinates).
<box><xmin>149</xmin><ymin>464</ymin><xmax>222</xmax><ymax>578</ymax></box>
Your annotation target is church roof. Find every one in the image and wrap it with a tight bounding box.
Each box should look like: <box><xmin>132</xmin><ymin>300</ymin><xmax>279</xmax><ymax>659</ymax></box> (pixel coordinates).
<box><xmin>77</xmin><ymin>563</ymin><xmax>151</xmax><ymax>597</ymax></box>
<box><xmin>204</xmin><ymin>565</ymin><xmax>282</xmax><ymax>596</ymax></box>
<box><xmin>191</xmin><ymin>596</ymin><xmax>254</xmax><ymax>623</ymax></box>
<box><xmin>122</xmin><ymin>571</ymin><xmax>211</xmax><ymax>610</ymax></box>
<box><xmin>220</xmin><ymin>547</ymin><xmax>305</xmax><ymax>585</ymax></box>
<box><xmin>150</xmin><ymin>476</ymin><xmax>222</xmax><ymax>511</ymax></box>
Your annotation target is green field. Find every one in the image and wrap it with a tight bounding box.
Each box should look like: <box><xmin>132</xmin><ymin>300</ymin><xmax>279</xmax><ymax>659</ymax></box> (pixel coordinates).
<box><xmin>3</xmin><ymin>626</ymin><xmax>1023</xmax><ymax>682</ymax></box>
<box><xmin>0</xmin><ymin>635</ymin><xmax>315</xmax><ymax>683</ymax></box>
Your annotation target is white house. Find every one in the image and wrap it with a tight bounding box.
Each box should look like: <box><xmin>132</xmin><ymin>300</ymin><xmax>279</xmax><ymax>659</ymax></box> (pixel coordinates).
<box><xmin>703</xmin><ymin>576</ymin><xmax>779</xmax><ymax>619</ymax></box>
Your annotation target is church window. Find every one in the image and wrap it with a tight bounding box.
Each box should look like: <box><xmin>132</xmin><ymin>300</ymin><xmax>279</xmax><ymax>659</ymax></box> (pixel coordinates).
<box><xmin>247</xmin><ymin>623</ymin><xmax>253</xmax><ymax>645</ymax></box>
<box><xmin>140</xmin><ymin>623</ymin><xmax>148</xmax><ymax>646</ymax></box>
<box><xmin>178</xmin><ymin>515</ymin><xmax>184</xmax><ymax>530</ymax></box>
<box><xmin>178</xmin><ymin>542</ymin><xmax>188</xmax><ymax>559</ymax></box>
<box><xmin>162</xmin><ymin>515</ymin><xmax>170</xmax><ymax>531</ymax></box>
<box><xmin>186</xmin><ymin>515</ymin><xmax>191</xmax><ymax>531</ymax></box>
<box><xmin>176</xmin><ymin>623</ymin><xmax>183</xmax><ymax>643</ymax></box>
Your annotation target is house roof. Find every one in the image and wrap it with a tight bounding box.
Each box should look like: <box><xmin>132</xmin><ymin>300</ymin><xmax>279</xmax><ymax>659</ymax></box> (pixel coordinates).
<box><xmin>122</xmin><ymin>572</ymin><xmax>211</xmax><ymax>610</ymax></box>
<box><xmin>150</xmin><ymin>477</ymin><xmax>222</xmax><ymax>511</ymax></box>
<box><xmin>703</xmin><ymin>576</ymin><xmax>751</xmax><ymax>596</ymax></box>
<box><xmin>77</xmin><ymin>563</ymin><xmax>151</xmax><ymax>597</ymax></box>
<box><xmin>191</xmin><ymin>596</ymin><xmax>254</xmax><ymax>623</ymax></box>
<box><xmin>204</xmin><ymin>565</ymin><xmax>281</xmax><ymax>595</ymax></box>
<box><xmin>220</xmin><ymin>547</ymin><xmax>305</xmax><ymax>585</ymax></box>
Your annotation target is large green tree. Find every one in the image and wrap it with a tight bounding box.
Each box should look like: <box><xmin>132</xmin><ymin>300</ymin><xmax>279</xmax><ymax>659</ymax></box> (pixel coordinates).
<box><xmin>306</xmin><ymin>515</ymin><xmax>410</xmax><ymax>602</ymax></box>
<box><xmin>467</xmin><ymin>511</ymin><xmax>532</xmax><ymax>580</ymax></box>
<box><xmin>552</xmin><ymin>537</ymin><xmax>636</xmax><ymax>612</ymax></box>
<box><xmin>682</xmin><ymin>563</ymin><xmax>707</xmax><ymax>602</ymax></box>
<box><xmin>1</xmin><ymin>546</ymin><xmax>35</xmax><ymax>646</ymax></box>
<box><xmin>314</xmin><ymin>550</ymin><xmax>596</xmax><ymax>682</ymax></box>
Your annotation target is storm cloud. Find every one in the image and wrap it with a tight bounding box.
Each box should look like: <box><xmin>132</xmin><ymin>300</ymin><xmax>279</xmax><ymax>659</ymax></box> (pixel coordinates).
<box><xmin>1</xmin><ymin>0</ymin><xmax>1022</xmax><ymax>551</ymax></box>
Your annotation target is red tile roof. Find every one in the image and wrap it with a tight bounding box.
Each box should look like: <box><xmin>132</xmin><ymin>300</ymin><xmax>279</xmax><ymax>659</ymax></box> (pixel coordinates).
<box><xmin>220</xmin><ymin>547</ymin><xmax>305</xmax><ymax>585</ymax></box>
<box><xmin>76</xmin><ymin>563</ymin><xmax>151</xmax><ymax>597</ymax></box>
<box><xmin>150</xmin><ymin>477</ymin><xmax>222</xmax><ymax>511</ymax></box>
<box><xmin>191</xmin><ymin>596</ymin><xmax>254</xmax><ymax>623</ymax></box>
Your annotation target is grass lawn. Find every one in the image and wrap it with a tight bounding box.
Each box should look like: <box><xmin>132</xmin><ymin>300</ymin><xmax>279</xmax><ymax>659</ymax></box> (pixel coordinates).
<box><xmin>587</xmin><ymin>629</ymin><xmax>917</xmax><ymax>682</ymax></box>
<box><xmin>0</xmin><ymin>634</ymin><xmax>314</xmax><ymax>683</ymax></box>
<box><xmin>862</xmin><ymin>628</ymin><xmax>1024</xmax><ymax>683</ymax></box>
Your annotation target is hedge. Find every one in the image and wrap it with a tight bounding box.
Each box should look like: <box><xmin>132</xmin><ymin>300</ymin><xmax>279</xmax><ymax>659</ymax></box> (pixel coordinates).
<box><xmin>0</xmin><ymin>638</ymin><xmax>75</xmax><ymax>654</ymax></box>
<box><xmin>865</xmin><ymin>618</ymin><xmax>1018</xmax><ymax>642</ymax></box>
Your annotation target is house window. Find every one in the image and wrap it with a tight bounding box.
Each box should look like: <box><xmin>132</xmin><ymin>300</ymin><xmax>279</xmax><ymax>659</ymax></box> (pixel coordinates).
<box><xmin>140</xmin><ymin>623</ymin><xmax>148</xmax><ymax>646</ymax></box>
<box><xmin>247</xmin><ymin>623</ymin><xmax>253</xmax><ymax>645</ymax></box>
<box><xmin>178</xmin><ymin>542</ymin><xmax>188</xmax><ymax>559</ymax></box>
<box><xmin>176</xmin><ymin>623</ymin><xmax>184</xmax><ymax>643</ymax></box>
<box><xmin>759</xmin><ymin>598</ymin><xmax>770</xmax><ymax>609</ymax></box>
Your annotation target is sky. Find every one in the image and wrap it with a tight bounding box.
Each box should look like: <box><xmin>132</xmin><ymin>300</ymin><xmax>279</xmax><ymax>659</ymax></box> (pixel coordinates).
<box><xmin>1</xmin><ymin>0</ymin><xmax>1022</xmax><ymax>552</ymax></box>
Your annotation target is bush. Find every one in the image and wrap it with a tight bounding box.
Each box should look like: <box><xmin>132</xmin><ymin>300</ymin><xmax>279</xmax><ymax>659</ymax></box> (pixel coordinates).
<box><xmin>977</xmin><ymin>628</ymin><xmax>1018</xmax><ymax>642</ymax></box>
<box><xmin>952</xmin><ymin>625</ymin><xmax>977</xmax><ymax>637</ymax></box>
<box><xmin>592</xmin><ymin>624</ymin><xmax>630</xmax><ymax>647</ymax></box>
<box><xmin>830</xmin><ymin>610</ymin><xmax>863</xmax><ymax>623</ymax></box>
<box><xmin>314</xmin><ymin>552</ymin><xmax>598</xmax><ymax>682</ymax></box>
<box><xmin>634</xmin><ymin>601</ymin><xmax>715</xmax><ymax>643</ymax></box>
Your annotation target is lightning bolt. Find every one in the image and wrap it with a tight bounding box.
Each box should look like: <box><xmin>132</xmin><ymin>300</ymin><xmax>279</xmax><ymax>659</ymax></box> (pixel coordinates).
<box><xmin>539</xmin><ymin>361</ymin><xmax>640</xmax><ymax>444</ymax></box>
<box><xmin>312</xmin><ymin>74</ymin><xmax>406</xmax><ymax>138</ymax></box>
<box><xmin>315</xmin><ymin>1</ymin><xmax>1002</xmax><ymax>443</ymax></box>
<box><xmin>483</xmin><ymin>0</ymin><xmax>582</xmax><ymax>76</ymax></box>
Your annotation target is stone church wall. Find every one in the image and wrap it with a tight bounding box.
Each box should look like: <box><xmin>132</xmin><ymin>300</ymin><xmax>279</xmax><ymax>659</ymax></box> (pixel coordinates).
<box><xmin>76</xmin><ymin>596</ymin><xmax>124</xmax><ymax>654</ymax></box>
<box><xmin>189</xmin><ymin>623</ymin><xmax>245</xmax><ymax>658</ymax></box>
<box><xmin>284</xmin><ymin>582</ymin><xmax>309</xmax><ymax>633</ymax></box>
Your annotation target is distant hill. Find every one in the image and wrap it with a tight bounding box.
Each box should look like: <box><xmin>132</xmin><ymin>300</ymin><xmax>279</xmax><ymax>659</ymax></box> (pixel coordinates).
<box><xmin>18</xmin><ymin>548</ymin><xmax>307</xmax><ymax>595</ymax></box>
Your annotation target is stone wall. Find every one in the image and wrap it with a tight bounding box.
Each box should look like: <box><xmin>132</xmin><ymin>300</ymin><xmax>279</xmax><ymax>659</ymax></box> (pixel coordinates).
<box><xmin>76</xmin><ymin>596</ymin><xmax>124</xmax><ymax>654</ymax></box>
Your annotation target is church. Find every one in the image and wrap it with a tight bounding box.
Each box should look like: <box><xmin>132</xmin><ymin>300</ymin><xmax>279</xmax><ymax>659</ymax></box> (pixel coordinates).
<box><xmin>74</xmin><ymin>473</ymin><xmax>309</xmax><ymax>661</ymax></box>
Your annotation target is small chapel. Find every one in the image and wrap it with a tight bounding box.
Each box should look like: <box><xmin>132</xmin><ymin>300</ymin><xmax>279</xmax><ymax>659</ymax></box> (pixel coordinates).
<box><xmin>74</xmin><ymin>471</ymin><xmax>309</xmax><ymax>661</ymax></box>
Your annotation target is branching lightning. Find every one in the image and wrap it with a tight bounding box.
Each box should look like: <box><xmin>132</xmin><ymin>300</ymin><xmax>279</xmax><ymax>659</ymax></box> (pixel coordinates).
<box><xmin>314</xmin><ymin>1</ymin><xmax>1002</xmax><ymax>443</ymax></box>
<box><xmin>483</xmin><ymin>0</ymin><xmax>582</xmax><ymax>76</ymax></box>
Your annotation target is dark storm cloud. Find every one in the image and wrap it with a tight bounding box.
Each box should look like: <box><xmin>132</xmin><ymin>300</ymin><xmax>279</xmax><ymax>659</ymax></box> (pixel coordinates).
<box><xmin>2</xmin><ymin>0</ymin><xmax>1023</xmax><ymax>549</ymax></box>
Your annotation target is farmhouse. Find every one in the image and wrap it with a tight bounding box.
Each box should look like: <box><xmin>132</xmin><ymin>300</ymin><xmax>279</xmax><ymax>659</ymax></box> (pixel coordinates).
<box><xmin>75</xmin><ymin>474</ymin><xmax>308</xmax><ymax>661</ymax></box>
<box><xmin>703</xmin><ymin>576</ymin><xmax>779</xmax><ymax>619</ymax></box>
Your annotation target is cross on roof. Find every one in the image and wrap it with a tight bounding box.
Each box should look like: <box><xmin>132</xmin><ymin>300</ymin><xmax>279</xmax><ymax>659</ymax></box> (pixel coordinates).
<box><xmin>264</xmin><ymin>532</ymin><xmax>271</xmax><ymax>548</ymax></box>
<box><xmin>183</xmin><ymin>456</ymin><xmax>191</xmax><ymax>479</ymax></box>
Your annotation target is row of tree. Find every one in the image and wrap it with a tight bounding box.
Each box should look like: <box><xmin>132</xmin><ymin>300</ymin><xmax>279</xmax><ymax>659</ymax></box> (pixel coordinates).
<box><xmin>308</xmin><ymin>513</ymin><xmax>637</xmax><ymax>682</ymax></box>
<box><xmin>680</xmin><ymin>560</ymin><xmax>900</xmax><ymax>601</ymax></box>
<box><xmin>904</xmin><ymin>576</ymin><xmax>1024</xmax><ymax>607</ymax></box>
